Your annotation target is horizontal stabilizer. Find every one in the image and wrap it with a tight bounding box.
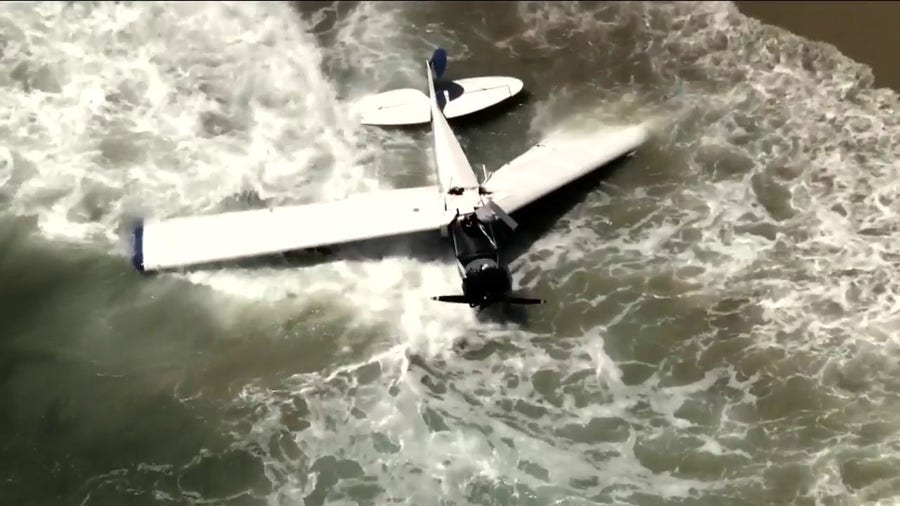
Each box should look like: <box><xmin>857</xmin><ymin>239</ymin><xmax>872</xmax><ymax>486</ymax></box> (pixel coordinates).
<box><xmin>359</xmin><ymin>77</ymin><xmax>524</xmax><ymax>127</ymax></box>
<box><xmin>359</xmin><ymin>88</ymin><xmax>431</xmax><ymax>126</ymax></box>
<box><xmin>440</xmin><ymin>77</ymin><xmax>523</xmax><ymax>120</ymax></box>
<box><xmin>132</xmin><ymin>186</ymin><xmax>447</xmax><ymax>272</ymax></box>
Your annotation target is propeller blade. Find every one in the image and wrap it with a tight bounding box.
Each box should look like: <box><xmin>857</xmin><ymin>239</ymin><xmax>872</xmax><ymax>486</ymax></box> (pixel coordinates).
<box><xmin>505</xmin><ymin>296</ymin><xmax>544</xmax><ymax>305</ymax></box>
<box><xmin>432</xmin><ymin>293</ymin><xmax>544</xmax><ymax>307</ymax></box>
<box><xmin>432</xmin><ymin>295</ymin><xmax>472</xmax><ymax>304</ymax></box>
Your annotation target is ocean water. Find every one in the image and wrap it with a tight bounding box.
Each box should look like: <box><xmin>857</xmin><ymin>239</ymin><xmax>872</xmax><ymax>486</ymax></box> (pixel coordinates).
<box><xmin>1</xmin><ymin>1</ymin><xmax>899</xmax><ymax>505</ymax></box>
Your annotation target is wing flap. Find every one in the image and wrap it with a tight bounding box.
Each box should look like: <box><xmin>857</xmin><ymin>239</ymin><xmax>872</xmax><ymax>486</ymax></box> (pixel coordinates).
<box><xmin>134</xmin><ymin>186</ymin><xmax>446</xmax><ymax>272</ymax></box>
<box><xmin>482</xmin><ymin>123</ymin><xmax>650</xmax><ymax>214</ymax></box>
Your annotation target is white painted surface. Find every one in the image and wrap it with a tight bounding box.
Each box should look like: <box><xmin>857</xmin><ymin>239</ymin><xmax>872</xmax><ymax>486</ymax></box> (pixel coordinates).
<box><xmin>357</xmin><ymin>77</ymin><xmax>523</xmax><ymax>126</ymax></box>
<box><xmin>139</xmin><ymin>186</ymin><xmax>446</xmax><ymax>271</ymax></box>
<box><xmin>358</xmin><ymin>88</ymin><xmax>430</xmax><ymax>126</ymax></box>
<box><xmin>426</xmin><ymin>59</ymin><xmax>481</xmax><ymax>195</ymax></box>
<box><xmin>483</xmin><ymin>123</ymin><xmax>651</xmax><ymax>214</ymax></box>
<box><xmin>441</xmin><ymin>76</ymin><xmax>524</xmax><ymax>119</ymax></box>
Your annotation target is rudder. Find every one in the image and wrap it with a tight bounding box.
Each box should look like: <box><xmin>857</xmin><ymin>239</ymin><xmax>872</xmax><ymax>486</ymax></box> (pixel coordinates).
<box><xmin>430</xmin><ymin>48</ymin><xmax>448</xmax><ymax>79</ymax></box>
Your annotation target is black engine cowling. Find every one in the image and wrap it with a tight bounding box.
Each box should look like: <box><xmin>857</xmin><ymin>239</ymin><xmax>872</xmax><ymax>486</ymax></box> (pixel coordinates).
<box><xmin>460</xmin><ymin>257</ymin><xmax>512</xmax><ymax>306</ymax></box>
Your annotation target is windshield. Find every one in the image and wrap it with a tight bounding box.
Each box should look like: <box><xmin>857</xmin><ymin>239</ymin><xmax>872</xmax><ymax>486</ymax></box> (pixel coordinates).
<box><xmin>451</xmin><ymin>214</ymin><xmax>497</xmax><ymax>264</ymax></box>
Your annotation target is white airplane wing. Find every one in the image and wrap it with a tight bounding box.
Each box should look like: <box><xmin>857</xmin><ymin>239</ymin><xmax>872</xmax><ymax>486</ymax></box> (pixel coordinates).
<box><xmin>481</xmin><ymin>123</ymin><xmax>650</xmax><ymax>215</ymax></box>
<box><xmin>133</xmin><ymin>185</ymin><xmax>447</xmax><ymax>272</ymax></box>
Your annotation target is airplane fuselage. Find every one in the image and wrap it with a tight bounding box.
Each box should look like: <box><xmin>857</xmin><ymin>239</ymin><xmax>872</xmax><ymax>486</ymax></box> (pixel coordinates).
<box><xmin>425</xmin><ymin>57</ymin><xmax>515</xmax><ymax>309</ymax></box>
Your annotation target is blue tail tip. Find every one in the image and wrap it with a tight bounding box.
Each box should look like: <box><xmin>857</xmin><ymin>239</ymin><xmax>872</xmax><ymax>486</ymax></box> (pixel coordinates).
<box><xmin>131</xmin><ymin>221</ymin><xmax>145</xmax><ymax>272</ymax></box>
<box><xmin>430</xmin><ymin>47</ymin><xmax>447</xmax><ymax>79</ymax></box>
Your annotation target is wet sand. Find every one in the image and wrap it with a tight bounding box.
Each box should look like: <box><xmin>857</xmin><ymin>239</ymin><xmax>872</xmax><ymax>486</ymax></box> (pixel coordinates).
<box><xmin>736</xmin><ymin>1</ymin><xmax>900</xmax><ymax>92</ymax></box>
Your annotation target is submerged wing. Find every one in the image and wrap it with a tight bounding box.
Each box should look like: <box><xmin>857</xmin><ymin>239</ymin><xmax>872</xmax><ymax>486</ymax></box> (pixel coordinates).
<box><xmin>481</xmin><ymin>123</ymin><xmax>650</xmax><ymax>214</ymax></box>
<box><xmin>133</xmin><ymin>186</ymin><xmax>446</xmax><ymax>272</ymax></box>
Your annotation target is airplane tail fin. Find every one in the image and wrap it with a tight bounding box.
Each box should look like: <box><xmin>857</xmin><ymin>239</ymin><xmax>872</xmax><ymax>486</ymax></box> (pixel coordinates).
<box><xmin>430</xmin><ymin>47</ymin><xmax>448</xmax><ymax>79</ymax></box>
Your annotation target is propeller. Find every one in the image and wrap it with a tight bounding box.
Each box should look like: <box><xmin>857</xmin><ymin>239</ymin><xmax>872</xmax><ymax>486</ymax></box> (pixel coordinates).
<box><xmin>431</xmin><ymin>294</ymin><xmax>545</xmax><ymax>308</ymax></box>
<box><xmin>431</xmin><ymin>295</ymin><xmax>471</xmax><ymax>304</ymax></box>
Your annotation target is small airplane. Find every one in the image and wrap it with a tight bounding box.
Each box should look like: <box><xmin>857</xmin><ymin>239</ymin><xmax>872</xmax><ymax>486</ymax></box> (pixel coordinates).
<box><xmin>129</xmin><ymin>48</ymin><xmax>651</xmax><ymax>310</ymax></box>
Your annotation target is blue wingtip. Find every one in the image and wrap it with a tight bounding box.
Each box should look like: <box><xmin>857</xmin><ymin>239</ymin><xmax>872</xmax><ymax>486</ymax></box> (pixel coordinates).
<box><xmin>430</xmin><ymin>47</ymin><xmax>447</xmax><ymax>80</ymax></box>
<box><xmin>131</xmin><ymin>221</ymin><xmax>145</xmax><ymax>272</ymax></box>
